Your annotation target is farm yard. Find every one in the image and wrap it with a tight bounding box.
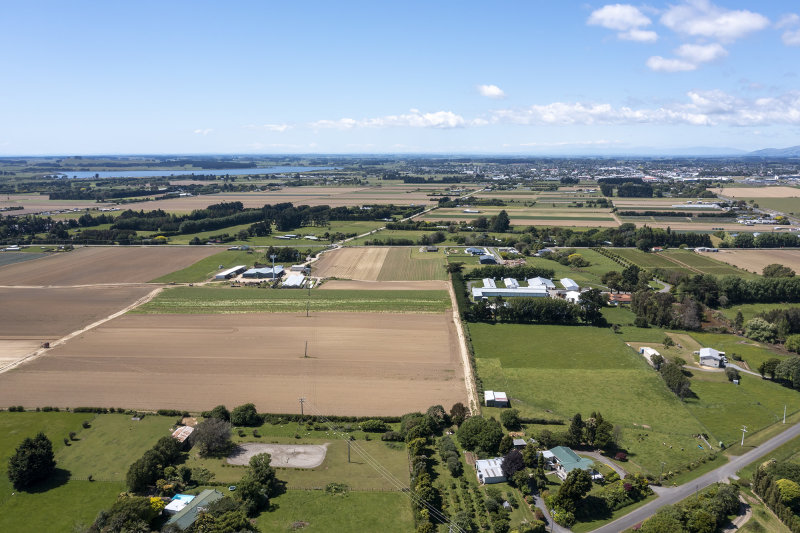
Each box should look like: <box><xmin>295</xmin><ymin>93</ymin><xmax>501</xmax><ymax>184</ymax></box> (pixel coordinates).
<box><xmin>0</xmin><ymin>312</ymin><xmax>466</xmax><ymax>416</ymax></box>
<box><xmin>704</xmin><ymin>248</ymin><xmax>800</xmax><ymax>275</ymax></box>
<box><xmin>0</xmin><ymin>246</ymin><xmax>219</xmax><ymax>285</ymax></box>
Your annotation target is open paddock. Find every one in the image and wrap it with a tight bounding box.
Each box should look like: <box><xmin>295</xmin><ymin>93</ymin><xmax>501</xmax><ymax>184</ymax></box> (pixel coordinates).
<box><xmin>0</xmin><ymin>246</ymin><xmax>219</xmax><ymax>286</ymax></box>
<box><xmin>128</xmin><ymin>186</ymin><xmax>446</xmax><ymax>212</ymax></box>
<box><xmin>701</xmin><ymin>248</ymin><xmax>800</xmax><ymax>274</ymax></box>
<box><xmin>711</xmin><ymin>186</ymin><xmax>800</xmax><ymax>198</ymax></box>
<box><xmin>318</xmin><ymin>280</ymin><xmax>449</xmax><ymax>291</ymax></box>
<box><xmin>0</xmin><ymin>193</ymin><xmax>114</xmax><ymax>216</ymax></box>
<box><xmin>312</xmin><ymin>247</ymin><xmax>389</xmax><ymax>280</ymax></box>
<box><xmin>0</xmin><ymin>313</ymin><xmax>466</xmax><ymax>416</ymax></box>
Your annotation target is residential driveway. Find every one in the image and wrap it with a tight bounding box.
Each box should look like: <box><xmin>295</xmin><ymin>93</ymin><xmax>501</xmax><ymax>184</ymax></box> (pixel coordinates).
<box><xmin>581</xmin><ymin>451</ymin><xmax>627</xmax><ymax>478</ymax></box>
<box><xmin>532</xmin><ymin>494</ymin><xmax>570</xmax><ymax>533</ymax></box>
<box><xmin>592</xmin><ymin>421</ymin><xmax>800</xmax><ymax>533</ymax></box>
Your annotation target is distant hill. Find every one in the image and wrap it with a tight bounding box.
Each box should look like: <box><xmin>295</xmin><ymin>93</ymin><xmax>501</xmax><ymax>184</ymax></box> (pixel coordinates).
<box><xmin>747</xmin><ymin>145</ymin><xmax>800</xmax><ymax>157</ymax></box>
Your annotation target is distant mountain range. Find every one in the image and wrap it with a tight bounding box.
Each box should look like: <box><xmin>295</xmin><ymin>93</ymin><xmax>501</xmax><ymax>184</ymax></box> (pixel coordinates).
<box><xmin>746</xmin><ymin>145</ymin><xmax>800</xmax><ymax>157</ymax></box>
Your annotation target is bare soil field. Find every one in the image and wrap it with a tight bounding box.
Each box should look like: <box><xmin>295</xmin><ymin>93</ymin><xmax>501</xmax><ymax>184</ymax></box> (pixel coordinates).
<box><xmin>0</xmin><ymin>193</ymin><xmax>113</xmax><ymax>215</ymax></box>
<box><xmin>227</xmin><ymin>443</ymin><xmax>328</xmax><ymax>468</ymax></box>
<box><xmin>312</xmin><ymin>247</ymin><xmax>389</xmax><ymax>280</ymax></box>
<box><xmin>0</xmin><ymin>313</ymin><xmax>466</xmax><ymax>415</ymax></box>
<box><xmin>700</xmin><ymin>249</ymin><xmax>800</xmax><ymax>274</ymax></box>
<box><xmin>711</xmin><ymin>186</ymin><xmax>800</xmax><ymax>198</ymax></box>
<box><xmin>318</xmin><ymin>280</ymin><xmax>449</xmax><ymax>290</ymax></box>
<box><xmin>0</xmin><ymin>286</ymin><xmax>154</xmax><ymax>337</ymax></box>
<box><xmin>0</xmin><ymin>246</ymin><xmax>219</xmax><ymax>286</ymax></box>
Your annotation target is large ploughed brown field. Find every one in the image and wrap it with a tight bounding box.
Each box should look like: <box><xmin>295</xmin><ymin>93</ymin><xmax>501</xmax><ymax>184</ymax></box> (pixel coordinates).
<box><xmin>0</xmin><ymin>246</ymin><xmax>219</xmax><ymax>286</ymax></box>
<box><xmin>700</xmin><ymin>248</ymin><xmax>800</xmax><ymax>274</ymax></box>
<box><xmin>0</xmin><ymin>312</ymin><xmax>466</xmax><ymax>416</ymax></box>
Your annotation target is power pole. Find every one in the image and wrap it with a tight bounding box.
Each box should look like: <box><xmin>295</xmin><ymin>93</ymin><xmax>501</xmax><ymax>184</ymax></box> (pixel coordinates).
<box><xmin>741</xmin><ymin>425</ymin><xmax>748</xmax><ymax>446</ymax></box>
<box><xmin>784</xmin><ymin>405</ymin><xmax>787</xmax><ymax>424</ymax></box>
<box><xmin>304</xmin><ymin>341</ymin><xmax>308</xmax><ymax>358</ymax></box>
<box><xmin>299</xmin><ymin>397</ymin><xmax>306</xmax><ymax>420</ymax></box>
<box><xmin>270</xmin><ymin>254</ymin><xmax>277</xmax><ymax>279</ymax></box>
<box><xmin>348</xmin><ymin>439</ymin><xmax>351</xmax><ymax>463</ymax></box>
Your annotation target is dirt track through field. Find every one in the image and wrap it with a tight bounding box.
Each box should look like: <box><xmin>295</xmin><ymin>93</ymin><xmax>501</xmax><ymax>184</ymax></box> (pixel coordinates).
<box><xmin>311</xmin><ymin>247</ymin><xmax>389</xmax><ymax>280</ymax></box>
<box><xmin>0</xmin><ymin>312</ymin><xmax>467</xmax><ymax>415</ymax></box>
<box><xmin>0</xmin><ymin>246</ymin><xmax>219</xmax><ymax>286</ymax></box>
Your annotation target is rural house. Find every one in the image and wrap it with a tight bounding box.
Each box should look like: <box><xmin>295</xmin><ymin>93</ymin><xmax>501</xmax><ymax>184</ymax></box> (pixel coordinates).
<box><xmin>165</xmin><ymin>489</ymin><xmax>223</xmax><ymax>530</ymax></box>
<box><xmin>698</xmin><ymin>347</ymin><xmax>726</xmax><ymax>368</ymax></box>
<box><xmin>544</xmin><ymin>446</ymin><xmax>596</xmax><ymax>481</ymax></box>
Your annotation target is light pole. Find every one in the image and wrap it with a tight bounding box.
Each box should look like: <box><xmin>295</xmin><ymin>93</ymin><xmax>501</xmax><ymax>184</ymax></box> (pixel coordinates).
<box><xmin>270</xmin><ymin>254</ymin><xmax>277</xmax><ymax>279</ymax></box>
<box><xmin>741</xmin><ymin>425</ymin><xmax>748</xmax><ymax>446</ymax></box>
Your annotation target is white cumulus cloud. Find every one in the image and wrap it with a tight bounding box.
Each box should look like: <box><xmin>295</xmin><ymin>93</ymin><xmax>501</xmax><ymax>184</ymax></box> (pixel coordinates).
<box><xmin>244</xmin><ymin>123</ymin><xmax>292</xmax><ymax>132</ymax></box>
<box><xmin>490</xmin><ymin>90</ymin><xmax>800</xmax><ymax>127</ymax></box>
<box><xmin>660</xmin><ymin>0</ymin><xmax>769</xmax><ymax>43</ymax></box>
<box><xmin>193</xmin><ymin>128</ymin><xmax>213</xmax><ymax>135</ymax></box>
<box><xmin>311</xmin><ymin>109</ymin><xmax>466</xmax><ymax>130</ymax></box>
<box><xmin>777</xmin><ymin>13</ymin><xmax>800</xmax><ymax>46</ymax></box>
<box><xmin>675</xmin><ymin>42</ymin><xmax>728</xmax><ymax>63</ymax></box>
<box><xmin>477</xmin><ymin>84</ymin><xmax>505</xmax><ymax>99</ymax></box>
<box><xmin>646</xmin><ymin>56</ymin><xmax>697</xmax><ymax>72</ymax></box>
<box><xmin>588</xmin><ymin>4</ymin><xmax>657</xmax><ymax>42</ymax></box>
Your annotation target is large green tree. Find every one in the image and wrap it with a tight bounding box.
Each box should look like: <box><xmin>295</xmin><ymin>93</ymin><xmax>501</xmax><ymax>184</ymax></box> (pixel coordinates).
<box><xmin>7</xmin><ymin>432</ymin><xmax>56</xmax><ymax>490</ymax></box>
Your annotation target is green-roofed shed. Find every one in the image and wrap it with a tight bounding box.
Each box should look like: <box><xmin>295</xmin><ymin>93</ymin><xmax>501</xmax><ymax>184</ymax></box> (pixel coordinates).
<box><xmin>165</xmin><ymin>489</ymin><xmax>224</xmax><ymax>530</ymax></box>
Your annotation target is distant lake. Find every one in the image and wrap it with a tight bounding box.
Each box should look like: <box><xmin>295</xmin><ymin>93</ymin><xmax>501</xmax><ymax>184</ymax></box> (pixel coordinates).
<box><xmin>53</xmin><ymin>166</ymin><xmax>340</xmax><ymax>179</ymax></box>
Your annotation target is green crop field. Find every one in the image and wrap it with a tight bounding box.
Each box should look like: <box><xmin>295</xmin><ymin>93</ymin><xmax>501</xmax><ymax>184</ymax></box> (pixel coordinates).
<box><xmin>257</xmin><ymin>490</ymin><xmax>413</xmax><ymax>532</ymax></box>
<box><xmin>469</xmin><ymin>323</ymin><xmax>713</xmax><ymax>474</ymax></box>
<box><xmin>150</xmin><ymin>249</ymin><xmax>262</xmax><ymax>283</ymax></box>
<box><xmin>661</xmin><ymin>249</ymin><xmax>753</xmax><ymax>277</ymax></box>
<box><xmin>134</xmin><ymin>286</ymin><xmax>451</xmax><ymax>314</ymax></box>
<box><xmin>739</xmin><ymin>197</ymin><xmax>800</xmax><ymax>215</ymax></box>
<box><xmin>347</xmin><ymin>229</ymin><xmax>462</xmax><ymax>246</ymax></box>
<box><xmin>611</xmin><ymin>248</ymin><xmax>687</xmax><ymax>270</ymax></box>
<box><xmin>0</xmin><ymin>252</ymin><xmax>48</xmax><ymax>267</ymax></box>
<box><xmin>376</xmin><ymin>247</ymin><xmax>447</xmax><ymax>281</ymax></box>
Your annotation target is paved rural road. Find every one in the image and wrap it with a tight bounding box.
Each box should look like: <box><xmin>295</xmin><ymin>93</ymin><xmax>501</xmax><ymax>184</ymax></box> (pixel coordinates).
<box><xmin>591</xmin><ymin>421</ymin><xmax>800</xmax><ymax>533</ymax></box>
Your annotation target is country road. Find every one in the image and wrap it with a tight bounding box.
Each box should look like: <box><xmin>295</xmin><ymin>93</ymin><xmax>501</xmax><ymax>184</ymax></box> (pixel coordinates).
<box><xmin>592</xmin><ymin>421</ymin><xmax>800</xmax><ymax>532</ymax></box>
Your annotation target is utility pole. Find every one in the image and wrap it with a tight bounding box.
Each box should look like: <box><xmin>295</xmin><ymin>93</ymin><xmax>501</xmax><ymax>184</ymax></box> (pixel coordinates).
<box><xmin>270</xmin><ymin>254</ymin><xmax>277</xmax><ymax>279</ymax></box>
<box><xmin>347</xmin><ymin>439</ymin><xmax>351</xmax><ymax>463</ymax></box>
<box><xmin>741</xmin><ymin>425</ymin><xmax>748</xmax><ymax>446</ymax></box>
<box><xmin>660</xmin><ymin>462</ymin><xmax>666</xmax><ymax>483</ymax></box>
<box><xmin>298</xmin><ymin>397</ymin><xmax>306</xmax><ymax>420</ymax></box>
<box><xmin>784</xmin><ymin>405</ymin><xmax>787</xmax><ymax>424</ymax></box>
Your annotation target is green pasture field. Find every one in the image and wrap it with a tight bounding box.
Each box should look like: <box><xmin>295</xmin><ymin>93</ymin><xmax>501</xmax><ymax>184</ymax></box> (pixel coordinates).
<box><xmin>256</xmin><ymin>490</ymin><xmax>414</xmax><ymax>532</ymax></box>
<box><xmin>150</xmin><ymin>249</ymin><xmax>263</xmax><ymax>283</ymax></box>
<box><xmin>661</xmin><ymin>249</ymin><xmax>754</xmax><ymax>277</ymax></box>
<box><xmin>347</xmin><ymin>229</ymin><xmax>460</xmax><ymax>246</ymax></box>
<box><xmin>719</xmin><ymin>303</ymin><xmax>800</xmax><ymax>324</ymax></box>
<box><xmin>0</xmin><ymin>411</ymin><xmax>114</xmax><ymax>532</ymax></box>
<box><xmin>684</xmin><ymin>369</ymin><xmax>800</xmax><ymax>447</ymax></box>
<box><xmin>0</xmin><ymin>480</ymin><xmax>125</xmax><ymax>533</ymax></box>
<box><xmin>376</xmin><ymin>247</ymin><xmax>448</xmax><ymax>281</ymax></box>
<box><xmin>469</xmin><ymin>323</ymin><xmax>713</xmax><ymax>475</ymax></box>
<box><xmin>426</xmin><ymin>213</ymin><xmax>615</xmax><ymax>221</ymax></box>
<box><xmin>134</xmin><ymin>286</ymin><xmax>451</xmax><ymax>314</ymax></box>
<box><xmin>0</xmin><ymin>252</ymin><xmax>48</xmax><ymax>267</ymax></box>
<box><xmin>56</xmin><ymin>414</ymin><xmax>174</xmax><ymax>481</ymax></box>
<box><xmin>738</xmin><ymin>197</ymin><xmax>800</xmax><ymax>215</ymax></box>
<box><xmin>185</xmin><ymin>436</ymin><xmax>409</xmax><ymax>491</ymax></box>
<box><xmin>689</xmin><ymin>332</ymin><xmax>788</xmax><ymax>370</ymax></box>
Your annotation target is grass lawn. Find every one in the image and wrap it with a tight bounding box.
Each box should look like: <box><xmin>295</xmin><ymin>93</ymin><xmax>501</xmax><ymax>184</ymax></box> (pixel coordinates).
<box><xmin>571</xmin><ymin>492</ymin><xmax>658</xmax><ymax>533</ymax></box>
<box><xmin>469</xmin><ymin>323</ymin><xmax>711</xmax><ymax>475</ymax></box>
<box><xmin>0</xmin><ymin>480</ymin><xmax>124</xmax><ymax>533</ymax></box>
<box><xmin>185</xmin><ymin>437</ymin><xmax>409</xmax><ymax>491</ymax></box>
<box><xmin>257</xmin><ymin>490</ymin><xmax>414</xmax><ymax>532</ymax></box>
<box><xmin>689</xmin><ymin>332</ymin><xmax>787</xmax><ymax>370</ymax></box>
<box><xmin>150</xmin><ymin>249</ymin><xmax>262</xmax><ymax>283</ymax></box>
<box><xmin>377</xmin><ymin>247</ymin><xmax>448</xmax><ymax>281</ymax></box>
<box><xmin>134</xmin><ymin>286</ymin><xmax>451</xmax><ymax>314</ymax></box>
<box><xmin>56</xmin><ymin>414</ymin><xmax>175</xmax><ymax>481</ymax></box>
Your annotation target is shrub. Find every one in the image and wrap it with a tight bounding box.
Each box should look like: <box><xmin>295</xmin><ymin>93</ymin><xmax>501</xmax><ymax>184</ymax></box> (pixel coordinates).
<box><xmin>231</xmin><ymin>403</ymin><xmax>261</xmax><ymax>426</ymax></box>
<box><xmin>360</xmin><ymin>419</ymin><xmax>388</xmax><ymax>432</ymax></box>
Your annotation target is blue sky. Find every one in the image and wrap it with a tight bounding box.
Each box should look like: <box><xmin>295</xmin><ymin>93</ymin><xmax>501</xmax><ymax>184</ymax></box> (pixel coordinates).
<box><xmin>1</xmin><ymin>1</ymin><xmax>799</xmax><ymax>155</ymax></box>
